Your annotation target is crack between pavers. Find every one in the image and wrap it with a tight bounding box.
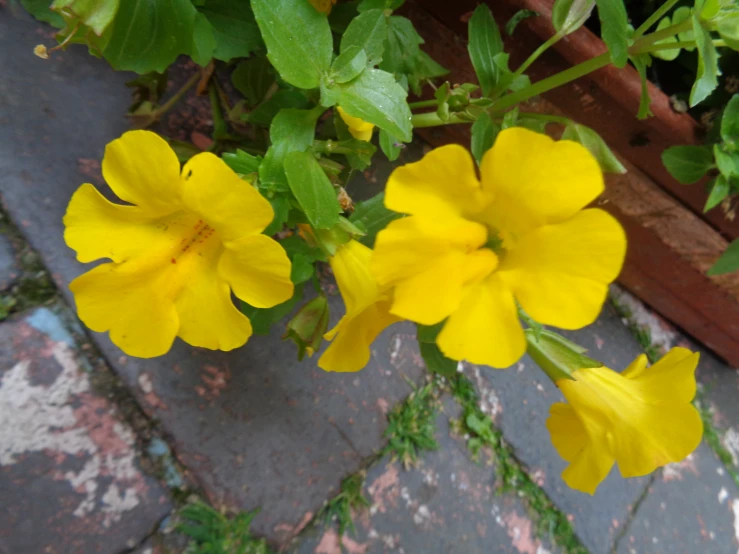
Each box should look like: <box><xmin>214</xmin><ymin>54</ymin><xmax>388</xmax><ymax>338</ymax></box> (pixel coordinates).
<box><xmin>609</xmin><ymin>470</ymin><xmax>658</xmax><ymax>554</ymax></box>
<box><xmin>329</xmin><ymin>420</ymin><xmax>363</xmax><ymax>458</ymax></box>
<box><xmin>117</xmin><ymin>510</ymin><xmax>172</xmax><ymax>554</ymax></box>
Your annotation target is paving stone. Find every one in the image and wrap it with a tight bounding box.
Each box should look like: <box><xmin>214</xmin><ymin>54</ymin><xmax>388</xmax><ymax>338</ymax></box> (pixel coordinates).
<box><xmin>290</xmin><ymin>397</ymin><xmax>560</xmax><ymax>554</ymax></box>
<box><xmin>0</xmin><ymin>306</ymin><xmax>171</xmax><ymax>553</ymax></box>
<box><xmin>465</xmin><ymin>303</ymin><xmax>653</xmax><ymax>554</ymax></box>
<box><xmin>0</xmin><ymin>12</ymin><xmax>427</xmax><ymax>547</ymax></box>
<box><xmin>615</xmin><ymin>443</ymin><xmax>739</xmax><ymax>554</ymax></box>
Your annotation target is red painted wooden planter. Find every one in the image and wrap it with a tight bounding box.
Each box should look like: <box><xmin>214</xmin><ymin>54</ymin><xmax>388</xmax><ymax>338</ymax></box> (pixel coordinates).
<box><xmin>402</xmin><ymin>0</ymin><xmax>739</xmax><ymax>366</ymax></box>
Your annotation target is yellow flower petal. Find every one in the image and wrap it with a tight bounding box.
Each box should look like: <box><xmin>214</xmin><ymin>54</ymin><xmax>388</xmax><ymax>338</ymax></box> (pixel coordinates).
<box><xmin>319</xmin><ymin>299</ymin><xmax>399</xmax><ymax>372</ymax></box>
<box><xmin>70</xmin><ymin>261</ymin><xmax>179</xmax><ymax>358</ymax></box>
<box><xmin>337</xmin><ymin>107</ymin><xmax>375</xmax><ymax>142</ymax></box>
<box><xmin>182</xmin><ymin>152</ymin><xmax>275</xmax><ymax>242</ymax></box>
<box><xmin>480</xmin><ymin>128</ymin><xmax>604</xmax><ymax>238</ymax></box>
<box><xmin>561</xmin><ymin>441</ymin><xmax>614</xmax><ymax>495</ymax></box>
<box><xmin>330</xmin><ymin>239</ymin><xmax>381</xmax><ymax>317</ymax></box>
<box><xmin>384</xmin><ymin>144</ymin><xmax>486</xmax><ymax>218</ymax></box>
<box><xmin>175</xmin><ymin>261</ymin><xmax>253</xmax><ymax>352</ymax></box>
<box><xmin>64</xmin><ymin>183</ymin><xmax>165</xmax><ymax>263</ymax></box>
<box><xmin>217</xmin><ymin>234</ymin><xmax>294</xmax><ymax>309</ymax></box>
<box><xmin>551</xmin><ymin>348</ymin><xmax>703</xmax><ymax>493</ymax></box>
<box><xmin>437</xmin><ymin>274</ymin><xmax>525</xmax><ymax>368</ymax></box>
<box><xmin>546</xmin><ymin>403</ymin><xmax>588</xmax><ymax>463</ymax></box>
<box><xmin>500</xmin><ymin>209</ymin><xmax>626</xmax><ymax>329</ymax></box>
<box><xmin>101</xmin><ymin>130</ymin><xmax>182</xmax><ymax>216</ymax></box>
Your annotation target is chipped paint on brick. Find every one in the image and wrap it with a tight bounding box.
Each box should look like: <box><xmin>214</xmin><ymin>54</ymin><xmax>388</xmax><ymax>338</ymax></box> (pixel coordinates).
<box><xmin>367</xmin><ymin>464</ymin><xmax>399</xmax><ymax>514</ymax></box>
<box><xmin>662</xmin><ymin>454</ymin><xmax>699</xmax><ymax>482</ymax></box>
<box><xmin>723</xmin><ymin>428</ymin><xmax>739</xmax><ymax>467</ymax></box>
<box><xmin>611</xmin><ymin>286</ymin><xmax>676</xmax><ymax>351</ymax></box>
<box><xmin>503</xmin><ymin>511</ymin><xmax>544</xmax><ymax>554</ymax></box>
<box><xmin>315</xmin><ymin>529</ymin><xmax>368</xmax><ymax>554</ymax></box>
<box><xmin>0</xmin><ymin>336</ymin><xmax>148</xmax><ymax>527</ymax></box>
<box><xmin>467</xmin><ymin>364</ymin><xmax>501</xmax><ymax>420</ymax></box>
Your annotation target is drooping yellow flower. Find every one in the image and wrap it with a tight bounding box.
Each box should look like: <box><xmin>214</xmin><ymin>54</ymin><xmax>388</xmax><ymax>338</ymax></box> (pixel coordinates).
<box><xmin>309</xmin><ymin>0</ymin><xmax>337</xmax><ymax>14</ymax></box>
<box><xmin>319</xmin><ymin>240</ymin><xmax>401</xmax><ymax>372</ymax></box>
<box><xmin>547</xmin><ymin>347</ymin><xmax>703</xmax><ymax>494</ymax></box>
<box><xmin>337</xmin><ymin>107</ymin><xmax>375</xmax><ymax>142</ymax></box>
<box><xmin>372</xmin><ymin>127</ymin><xmax>627</xmax><ymax>368</ymax></box>
<box><xmin>64</xmin><ymin>130</ymin><xmax>294</xmax><ymax>358</ymax></box>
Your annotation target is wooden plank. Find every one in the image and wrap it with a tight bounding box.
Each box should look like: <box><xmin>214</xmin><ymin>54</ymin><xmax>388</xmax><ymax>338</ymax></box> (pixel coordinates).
<box><xmin>404</xmin><ymin>0</ymin><xmax>739</xmax><ymax>239</ymax></box>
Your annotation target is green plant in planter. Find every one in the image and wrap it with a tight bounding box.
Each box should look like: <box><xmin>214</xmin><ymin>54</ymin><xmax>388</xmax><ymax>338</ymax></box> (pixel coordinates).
<box><xmin>24</xmin><ymin>0</ymin><xmax>736</xmax><ymax>495</ymax></box>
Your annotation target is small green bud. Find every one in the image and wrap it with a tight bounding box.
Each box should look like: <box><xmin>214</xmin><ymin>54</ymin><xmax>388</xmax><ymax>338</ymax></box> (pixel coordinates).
<box><xmin>524</xmin><ymin>329</ymin><xmax>602</xmax><ymax>383</ymax></box>
<box><xmin>284</xmin><ymin>295</ymin><xmax>330</xmax><ymax>361</ymax></box>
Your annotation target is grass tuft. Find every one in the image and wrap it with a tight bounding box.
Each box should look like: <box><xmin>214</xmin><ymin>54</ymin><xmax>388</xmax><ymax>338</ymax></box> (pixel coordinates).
<box><xmin>317</xmin><ymin>472</ymin><xmax>370</xmax><ymax>539</ymax></box>
<box><xmin>178</xmin><ymin>501</ymin><xmax>273</xmax><ymax>554</ymax></box>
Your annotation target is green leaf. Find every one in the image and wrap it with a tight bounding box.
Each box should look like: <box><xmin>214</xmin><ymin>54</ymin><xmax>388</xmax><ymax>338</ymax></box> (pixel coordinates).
<box><xmin>332</xmin><ymin>46</ymin><xmax>368</xmax><ymax>83</ymax></box>
<box><xmin>222</xmin><ymin>149</ymin><xmax>263</xmax><ymax>175</ymax></box>
<box><xmin>260</xmin><ymin>106</ymin><xmax>324</xmax><ymax>191</ymax></box>
<box><xmin>380</xmin><ymin>16</ymin><xmax>448</xmax><ymax>96</ymax></box>
<box><xmin>196</xmin><ymin>0</ymin><xmax>262</xmax><ymax>62</ymax></box>
<box><xmin>717</xmin><ymin>12</ymin><xmax>739</xmax><ymax>50</ymax></box>
<box><xmin>707</xmin><ymin>238</ymin><xmax>739</xmax><ymax>275</ymax></box>
<box><xmin>358</xmin><ymin>0</ymin><xmax>404</xmax><ymax>11</ymax></box>
<box><xmin>562</xmin><ymin>123</ymin><xmax>626</xmax><ymax>174</ymax></box>
<box><xmin>416</xmin><ymin>321</ymin><xmax>444</xmax><ymax>343</ymax></box>
<box><xmin>264</xmin><ymin>194</ymin><xmax>291</xmax><ymax>236</ymax></box>
<box><xmin>341</xmin><ymin>9</ymin><xmax>388</xmax><ymax>66</ymax></box>
<box><xmin>335</xmin><ymin>68</ymin><xmax>412</xmax><ymax>142</ymax></box>
<box><xmin>231</xmin><ymin>57</ymin><xmax>275</xmax><ymax>107</ymax></box>
<box><xmin>251</xmin><ymin>0</ymin><xmax>333</xmax><ymax>89</ymax></box>
<box><xmin>470</xmin><ymin>113</ymin><xmax>500</xmax><ymax>165</ymax></box>
<box><xmin>349</xmin><ymin>192</ymin><xmax>402</xmax><ymax>247</ymax></box>
<box><xmin>505</xmin><ymin>9</ymin><xmax>538</xmax><ymax>35</ymax></box>
<box><xmin>102</xmin><ymin>0</ymin><xmax>197</xmax><ymax>73</ymax></box>
<box><xmin>247</xmin><ymin>90</ymin><xmax>311</xmax><ymax>127</ymax></box>
<box><xmin>630</xmin><ymin>53</ymin><xmax>653</xmax><ymax>119</ymax></box>
<box><xmin>721</xmin><ymin>94</ymin><xmax>739</xmax><ymax>142</ymax></box>
<box><xmin>51</xmin><ymin>0</ymin><xmax>119</xmax><ymax>34</ymax></box>
<box><xmin>21</xmin><ymin>0</ymin><xmax>65</xmax><ymax>26</ymax></box>
<box><xmin>552</xmin><ymin>0</ymin><xmax>595</xmax><ymax>35</ymax></box>
<box><xmin>650</xmin><ymin>17</ymin><xmax>681</xmax><ymax>61</ymax></box>
<box><xmin>690</xmin><ymin>13</ymin><xmax>721</xmax><ymax>106</ymax></box>
<box><xmin>662</xmin><ymin>145</ymin><xmax>715</xmax><ymax>184</ymax></box>
<box><xmin>190</xmin><ymin>13</ymin><xmax>217</xmax><ymax>66</ymax></box>
<box><xmin>705</xmin><ymin>175</ymin><xmax>730</xmax><ymax>211</ymax></box>
<box><xmin>491</xmin><ymin>52</ymin><xmax>531</xmax><ymax>93</ymax></box>
<box><xmin>284</xmin><ymin>151</ymin><xmax>342</xmax><ymax>229</ymax></box>
<box><xmin>419</xmin><ymin>341</ymin><xmax>457</xmax><ymax>378</ymax></box>
<box><xmin>379</xmin><ymin>129</ymin><xmax>402</xmax><ymax>161</ymax></box>
<box><xmin>595</xmin><ymin>0</ymin><xmax>630</xmax><ymax>68</ymax></box>
<box><xmin>674</xmin><ymin>6</ymin><xmax>696</xmax><ymax>49</ymax></box>
<box><xmin>467</xmin><ymin>5</ymin><xmax>504</xmax><ymax>97</ymax></box>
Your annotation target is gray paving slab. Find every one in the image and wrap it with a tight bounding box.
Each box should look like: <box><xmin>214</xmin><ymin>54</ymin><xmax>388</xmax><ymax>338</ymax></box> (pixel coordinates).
<box><xmin>290</xmin><ymin>397</ymin><xmax>560</xmax><ymax>554</ymax></box>
<box><xmin>0</xmin><ymin>306</ymin><xmax>171</xmax><ymax>553</ymax></box>
<box><xmin>615</xmin><ymin>443</ymin><xmax>739</xmax><ymax>554</ymax></box>
<box><xmin>0</xmin><ymin>11</ymin><xmax>426</xmax><ymax>547</ymax></box>
<box><xmin>465</xmin><ymin>303</ymin><xmax>653</xmax><ymax>554</ymax></box>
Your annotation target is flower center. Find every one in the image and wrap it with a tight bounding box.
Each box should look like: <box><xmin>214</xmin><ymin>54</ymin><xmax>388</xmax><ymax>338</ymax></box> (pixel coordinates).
<box><xmin>172</xmin><ymin>218</ymin><xmax>217</xmax><ymax>264</ymax></box>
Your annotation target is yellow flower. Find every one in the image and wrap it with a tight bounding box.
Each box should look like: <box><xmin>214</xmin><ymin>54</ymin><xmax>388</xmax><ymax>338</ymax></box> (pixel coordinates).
<box><xmin>64</xmin><ymin>130</ymin><xmax>294</xmax><ymax>358</ymax></box>
<box><xmin>372</xmin><ymin>127</ymin><xmax>626</xmax><ymax>368</ymax></box>
<box><xmin>337</xmin><ymin>107</ymin><xmax>375</xmax><ymax>142</ymax></box>
<box><xmin>547</xmin><ymin>347</ymin><xmax>703</xmax><ymax>494</ymax></box>
<box><xmin>309</xmin><ymin>0</ymin><xmax>337</xmax><ymax>13</ymax></box>
<box><xmin>318</xmin><ymin>240</ymin><xmax>401</xmax><ymax>372</ymax></box>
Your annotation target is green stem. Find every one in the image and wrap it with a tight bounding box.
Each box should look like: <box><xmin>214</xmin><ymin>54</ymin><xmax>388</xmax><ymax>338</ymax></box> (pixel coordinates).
<box><xmin>514</xmin><ymin>112</ymin><xmax>571</xmax><ymax>125</ymax></box>
<box><xmin>409</xmin><ymin>99</ymin><xmax>439</xmax><ymax>110</ymax></box>
<box><xmin>632</xmin><ymin>0</ymin><xmax>680</xmax><ymax>40</ymax></box>
<box><xmin>637</xmin><ymin>38</ymin><xmax>726</xmax><ymax>52</ymax></box>
<box><xmin>632</xmin><ymin>17</ymin><xmax>694</xmax><ymax>50</ymax></box>
<box><xmin>411</xmin><ymin>112</ymin><xmax>471</xmax><ymax>128</ymax></box>
<box><xmin>155</xmin><ymin>71</ymin><xmax>200</xmax><ymax>117</ymax></box>
<box><xmin>492</xmin><ymin>52</ymin><xmax>611</xmax><ymax>113</ymax></box>
<box><xmin>513</xmin><ymin>32</ymin><xmax>563</xmax><ymax>79</ymax></box>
